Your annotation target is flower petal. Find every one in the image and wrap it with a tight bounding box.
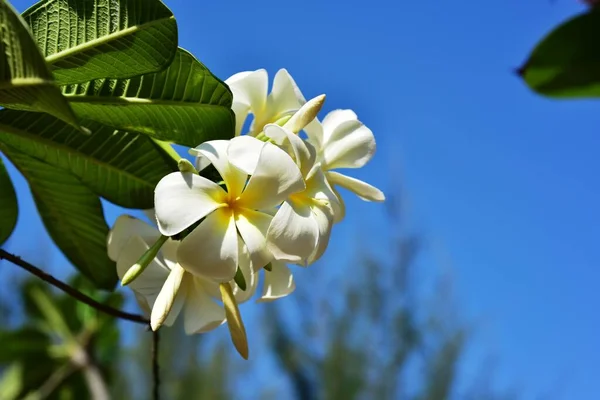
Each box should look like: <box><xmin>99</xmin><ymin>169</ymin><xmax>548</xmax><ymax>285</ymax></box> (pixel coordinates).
<box><xmin>326</xmin><ymin>171</ymin><xmax>385</xmax><ymax>202</ymax></box>
<box><xmin>150</xmin><ymin>263</ymin><xmax>186</xmax><ymax>330</ymax></box>
<box><xmin>235</xmin><ymin>209</ymin><xmax>273</xmax><ymax>271</ymax></box>
<box><xmin>154</xmin><ymin>172</ymin><xmax>225</xmax><ymax>237</ymax></box>
<box><xmin>107</xmin><ymin>215</ymin><xmax>160</xmax><ymax>261</ymax></box>
<box><xmin>258</xmin><ymin>261</ymin><xmax>295</xmax><ymax>302</ymax></box>
<box><xmin>330</xmin><ymin>184</ymin><xmax>346</xmax><ymax>223</ymax></box>
<box><xmin>232</xmin><ymin>241</ymin><xmax>259</xmax><ymax>303</ymax></box>
<box><xmin>226</xmin><ymin>70</ymin><xmax>268</xmax><ymax>134</ymax></box>
<box><xmin>305</xmin><ymin>167</ymin><xmax>342</xmax><ymax>220</ymax></box>
<box><xmin>308</xmin><ymin>203</ymin><xmax>334</xmax><ymax>264</ymax></box>
<box><xmin>239</xmin><ymin>142</ymin><xmax>305</xmax><ymax>210</ymax></box>
<box><xmin>303</xmin><ymin>118</ymin><xmax>324</xmax><ymax>150</ymax></box>
<box><xmin>267</xmin><ymin>69</ymin><xmax>306</xmax><ymax>119</ymax></box>
<box><xmin>267</xmin><ymin>200</ymin><xmax>318</xmax><ymax>264</ymax></box>
<box><xmin>264</xmin><ymin>124</ymin><xmax>317</xmax><ymax>177</ymax></box>
<box><xmin>184</xmin><ymin>277</ymin><xmax>226</xmax><ymax>334</ymax></box>
<box><xmin>321</xmin><ymin>113</ymin><xmax>376</xmax><ymax>170</ymax></box>
<box><xmin>321</xmin><ymin>109</ymin><xmax>358</xmax><ymax>142</ymax></box>
<box><xmin>177</xmin><ymin>208</ymin><xmax>239</xmax><ymax>282</ymax></box>
<box><xmin>116</xmin><ymin>236</ymin><xmax>170</xmax><ymax>301</ymax></box>
<box><xmin>189</xmin><ymin>140</ymin><xmax>247</xmax><ymax>198</ymax></box>
<box><xmin>227</xmin><ymin>135</ymin><xmax>266</xmax><ymax>175</ymax></box>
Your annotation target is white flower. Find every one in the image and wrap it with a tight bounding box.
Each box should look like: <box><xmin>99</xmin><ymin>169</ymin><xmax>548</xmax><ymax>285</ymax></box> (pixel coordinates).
<box><xmin>304</xmin><ymin>110</ymin><xmax>385</xmax><ymax>221</ymax></box>
<box><xmin>154</xmin><ymin>138</ymin><xmax>305</xmax><ymax>281</ymax></box>
<box><xmin>107</xmin><ymin>215</ymin><xmax>258</xmax><ymax>332</ymax></box>
<box><xmin>226</xmin><ymin>69</ymin><xmax>305</xmax><ymax>136</ymax></box>
<box><xmin>228</xmin><ymin>121</ymin><xmax>339</xmax><ymax>265</ymax></box>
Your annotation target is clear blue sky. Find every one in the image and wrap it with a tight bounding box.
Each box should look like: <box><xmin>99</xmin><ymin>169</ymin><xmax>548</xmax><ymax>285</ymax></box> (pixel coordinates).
<box><xmin>3</xmin><ymin>0</ymin><xmax>600</xmax><ymax>398</ymax></box>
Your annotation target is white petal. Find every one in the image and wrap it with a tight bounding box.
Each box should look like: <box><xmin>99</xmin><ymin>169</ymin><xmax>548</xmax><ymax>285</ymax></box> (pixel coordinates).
<box><xmin>267</xmin><ymin>69</ymin><xmax>306</xmax><ymax>119</ymax></box>
<box><xmin>264</xmin><ymin>124</ymin><xmax>317</xmax><ymax>177</ymax></box>
<box><xmin>326</xmin><ymin>171</ymin><xmax>385</xmax><ymax>202</ymax></box>
<box><xmin>154</xmin><ymin>172</ymin><xmax>225</xmax><ymax>237</ymax></box>
<box><xmin>330</xmin><ymin>184</ymin><xmax>346</xmax><ymax>223</ymax></box>
<box><xmin>226</xmin><ymin>69</ymin><xmax>268</xmax><ymax>118</ymax></box>
<box><xmin>116</xmin><ymin>236</ymin><xmax>170</xmax><ymax>302</ymax></box>
<box><xmin>107</xmin><ymin>215</ymin><xmax>160</xmax><ymax>261</ymax></box>
<box><xmin>308</xmin><ymin>203</ymin><xmax>334</xmax><ymax>264</ymax></box>
<box><xmin>322</xmin><ymin>116</ymin><xmax>376</xmax><ymax>170</ymax></box>
<box><xmin>303</xmin><ymin>118</ymin><xmax>324</xmax><ymax>150</ymax></box>
<box><xmin>258</xmin><ymin>261</ymin><xmax>295</xmax><ymax>302</ymax></box>
<box><xmin>321</xmin><ymin>109</ymin><xmax>358</xmax><ymax>143</ymax></box>
<box><xmin>305</xmin><ymin>167</ymin><xmax>342</xmax><ymax>220</ymax></box>
<box><xmin>267</xmin><ymin>200</ymin><xmax>318</xmax><ymax>263</ymax></box>
<box><xmin>235</xmin><ymin>209</ymin><xmax>273</xmax><ymax>271</ymax></box>
<box><xmin>189</xmin><ymin>140</ymin><xmax>247</xmax><ymax>198</ymax></box>
<box><xmin>150</xmin><ymin>264</ymin><xmax>186</xmax><ymax>330</ymax></box>
<box><xmin>177</xmin><ymin>208</ymin><xmax>239</xmax><ymax>282</ymax></box>
<box><xmin>232</xmin><ymin>241</ymin><xmax>259</xmax><ymax>303</ymax></box>
<box><xmin>231</xmin><ymin>100</ymin><xmax>251</xmax><ymax>136</ymax></box>
<box><xmin>184</xmin><ymin>277</ymin><xmax>226</xmax><ymax>334</ymax></box>
<box><xmin>239</xmin><ymin>142</ymin><xmax>305</xmax><ymax>210</ymax></box>
<box><xmin>227</xmin><ymin>135</ymin><xmax>266</xmax><ymax>175</ymax></box>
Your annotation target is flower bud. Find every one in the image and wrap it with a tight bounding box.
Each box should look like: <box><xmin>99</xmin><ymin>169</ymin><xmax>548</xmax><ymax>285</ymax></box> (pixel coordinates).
<box><xmin>121</xmin><ymin>235</ymin><xmax>168</xmax><ymax>286</ymax></box>
<box><xmin>284</xmin><ymin>94</ymin><xmax>326</xmax><ymax>134</ymax></box>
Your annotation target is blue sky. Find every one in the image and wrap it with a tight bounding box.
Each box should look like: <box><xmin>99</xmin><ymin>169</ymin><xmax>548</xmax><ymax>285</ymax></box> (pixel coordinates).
<box><xmin>3</xmin><ymin>0</ymin><xmax>600</xmax><ymax>398</ymax></box>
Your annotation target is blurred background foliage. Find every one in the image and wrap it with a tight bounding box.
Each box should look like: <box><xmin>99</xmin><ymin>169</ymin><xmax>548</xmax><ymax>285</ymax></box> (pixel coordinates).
<box><xmin>0</xmin><ymin>195</ymin><xmax>517</xmax><ymax>400</ymax></box>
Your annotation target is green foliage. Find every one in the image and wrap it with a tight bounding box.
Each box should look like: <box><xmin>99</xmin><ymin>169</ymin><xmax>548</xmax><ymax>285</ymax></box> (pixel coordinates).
<box><xmin>0</xmin><ymin>157</ymin><xmax>18</xmax><ymax>245</ymax></box>
<box><xmin>63</xmin><ymin>48</ymin><xmax>234</xmax><ymax>147</ymax></box>
<box><xmin>2</xmin><ymin>146</ymin><xmax>117</xmax><ymax>288</ymax></box>
<box><xmin>0</xmin><ymin>0</ymin><xmax>77</xmax><ymax>125</ymax></box>
<box><xmin>0</xmin><ymin>276</ymin><xmax>123</xmax><ymax>399</ymax></box>
<box><xmin>519</xmin><ymin>10</ymin><xmax>600</xmax><ymax>98</ymax></box>
<box><xmin>22</xmin><ymin>0</ymin><xmax>178</xmax><ymax>85</ymax></box>
<box><xmin>0</xmin><ymin>0</ymin><xmax>236</xmax><ymax>288</ymax></box>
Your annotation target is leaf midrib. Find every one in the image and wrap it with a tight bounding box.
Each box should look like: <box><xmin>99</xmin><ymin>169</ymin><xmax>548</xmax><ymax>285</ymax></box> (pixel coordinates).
<box><xmin>45</xmin><ymin>16</ymin><xmax>175</xmax><ymax>64</ymax></box>
<box><xmin>0</xmin><ymin>123</ymin><xmax>158</xmax><ymax>189</ymax></box>
<box><xmin>65</xmin><ymin>95</ymin><xmax>228</xmax><ymax>108</ymax></box>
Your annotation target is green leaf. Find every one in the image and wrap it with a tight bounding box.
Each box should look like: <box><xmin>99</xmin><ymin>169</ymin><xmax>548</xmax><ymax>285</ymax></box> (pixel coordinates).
<box><xmin>519</xmin><ymin>11</ymin><xmax>600</xmax><ymax>98</ymax></box>
<box><xmin>0</xmin><ymin>157</ymin><xmax>18</xmax><ymax>245</ymax></box>
<box><xmin>23</xmin><ymin>0</ymin><xmax>178</xmax><ymax>85</ymax></box>
<box><xmin>0</xmin><ymin>0</ymin><xmax>77</xmax><ymax>125</ymax></box>
<box><xmin>63</xmin><ymin>48</ymin><xmax>235</xmax><ymax>147</ymax></box>
<box><xmin>0</xmin><ymin>109</ymin><xmax>177</xmax><ymax>208</ymax></box>
<box><xmin>1</xmin><ymin>145</ymin><xmax>117</xmax><ymax>289</ymax></box>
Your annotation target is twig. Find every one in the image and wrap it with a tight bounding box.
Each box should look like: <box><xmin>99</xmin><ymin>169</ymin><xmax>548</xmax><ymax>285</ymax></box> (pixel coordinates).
<box><xmin>152</xmin><ymin>330</ymin><xmax>160</xmax><ymax>400</ymax></box>
<box><xmin>0</xmin><ymin>249</ymin><xmax>149</xmax><ymax>325</ymax></box>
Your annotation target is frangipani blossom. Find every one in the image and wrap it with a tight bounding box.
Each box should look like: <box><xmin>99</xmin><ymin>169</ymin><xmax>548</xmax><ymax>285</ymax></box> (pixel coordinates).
<box><xmin>226</xmin><ymin>69</ymin><xmax>305</xmax><ymax>136</ymax></box>
<box><xmin>107</xmin><ymin>215</ymin><xmax>258</xmax><ymax>333</ymax></box>
<box><xmin>154</xmin><ymin>139</ymin><xmax>305</xmax><ymax>281</ymax></box>
<box><xmin>305</xmin><ymin>110</ymin><xmax>385</xmax><ymax>221</ymax></box>
<box><xmin>228</xmin><ymin>122</ymin><xmax>340</xmax><ymax>265</ymax></box>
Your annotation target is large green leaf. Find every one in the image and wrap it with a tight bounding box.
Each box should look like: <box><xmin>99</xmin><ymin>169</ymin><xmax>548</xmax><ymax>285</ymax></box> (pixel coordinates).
<box><xmin>1</xmin><ymin>145</ymin><xmax>117</xmax><ymax>289</ymax></box>
<box><xmin>0</xmin><ymin>0</ymin><xmax>77</xmax><ymax>125</ymax></box>
<box><xmin>23</xmin><ymin>0</ymin><xmax>178</xmax><ymax>85</ymax></box>
<box><xmin>0</xmin><ymin>109</ymin><xmax>177</xmax><ymax>208</ymax></box>
<box><xmin>63</xmin><ymin>48</ymin><xmax>235</xmax><ymax>147</ymax></box>
<box><xmin>519</xmin><ymin>11</ymin><xmax>600</xmax><ymax>98</ymax></box>
<box><xmin>0</xmin><ymin>157</ymin><xmax>18</xmax><ymax>245</ymax></box>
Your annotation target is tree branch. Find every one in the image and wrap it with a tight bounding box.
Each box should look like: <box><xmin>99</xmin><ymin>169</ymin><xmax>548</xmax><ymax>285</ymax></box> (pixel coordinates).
<box><xmin>0</xmin><ymin>249</ymin><xmax>149</xmax><ymax>325</ymax></box>
<box><xmin>152</xmin><ymin>330</ymin><xmax>160</xmax><ymax>400</ymax></box>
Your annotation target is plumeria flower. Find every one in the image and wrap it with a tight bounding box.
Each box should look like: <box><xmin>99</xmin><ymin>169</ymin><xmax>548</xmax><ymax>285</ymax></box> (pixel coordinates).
<box><xmin>304</xmin><ymin>110</ymin><xmax>385</xmax><ymax>221</ymax></box>
<box><xmin>106</xmin><ymin>215</ymin><xmax>258</xmax><ymax>333</ymax></box>
<box><xmin>226</xmin><ymin>69</ymin><xmax>305</xmax><ymax>136</ymax></box>
<box><xmin>228</xmin><ymin>97</ymin><xmax>340</xmax><ymax>265</ymax></box>
<box><xmin>154</xmin><ymin>139</ymin><xmax>305</xmax><ymax>282</ymax></box>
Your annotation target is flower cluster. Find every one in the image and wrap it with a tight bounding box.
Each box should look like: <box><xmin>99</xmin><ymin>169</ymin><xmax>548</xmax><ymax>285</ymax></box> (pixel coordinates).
<box><xmin>108</xmin><ymin>69</ymin><xmax>384</xmax><ymax>358</ymax></box>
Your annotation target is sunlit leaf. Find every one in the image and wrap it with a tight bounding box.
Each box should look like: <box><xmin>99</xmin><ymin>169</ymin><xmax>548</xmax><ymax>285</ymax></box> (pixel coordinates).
<box><xmin>0</xmin><ymin>0</ymin><xmax>77</xmax><ymax>125</ymax></box>
<box><xmin>63</xmin><ymin>48</ymin><xmax>235</xmax><ymax>146</ymax></box>
<box><xmin>22</xmin><ymin>0</ymin><xmax>178</xmax><ymax>85</ymax></box>
<box><xmin>0</xmin><ymin>109</ymin><xmax>177</xmax><ymax>208</ymax></box>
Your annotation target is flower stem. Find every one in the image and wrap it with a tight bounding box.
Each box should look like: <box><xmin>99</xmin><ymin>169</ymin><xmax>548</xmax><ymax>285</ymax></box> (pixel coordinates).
<box><xmin>0</xmin><ymin>249</ymin><xmax>149</xmax><ymax>325</ymax></box>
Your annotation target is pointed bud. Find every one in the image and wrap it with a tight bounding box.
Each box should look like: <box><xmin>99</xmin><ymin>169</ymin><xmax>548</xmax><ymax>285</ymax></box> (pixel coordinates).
<box><xmin>177</xmin><ymin>158</ymin><xmax>198</xmax><ymax>174</ymax></box>
<box><xmin>121</xmin><ymin>235</ymin><xmax>168</xmax><ymax>286</ymax></box>
<box><xmin>150</xmin><ymin>264</ymin><xmax>185</xmax><ymax>331</ymax></box>
<box><xmin>220</xmin><ymin>283</ymin><xmax>249</xmax><ymax>359</ymax></box>
<box><xmin>284</xmin><ymin>94</ymin><xmax>326</xmax><ymax>134</ymax></box>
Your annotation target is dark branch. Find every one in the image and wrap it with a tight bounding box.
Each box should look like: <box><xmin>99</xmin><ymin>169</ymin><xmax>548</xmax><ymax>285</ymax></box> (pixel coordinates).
<box><xmin>0</xmin><ymin>249</ymin><xmax>149</xmax><ymax>325</ymax></box>
<box><xmin>152</xmin><ymin>330</ymin><xmax>160</xmax><ymax>400</ymax></box>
